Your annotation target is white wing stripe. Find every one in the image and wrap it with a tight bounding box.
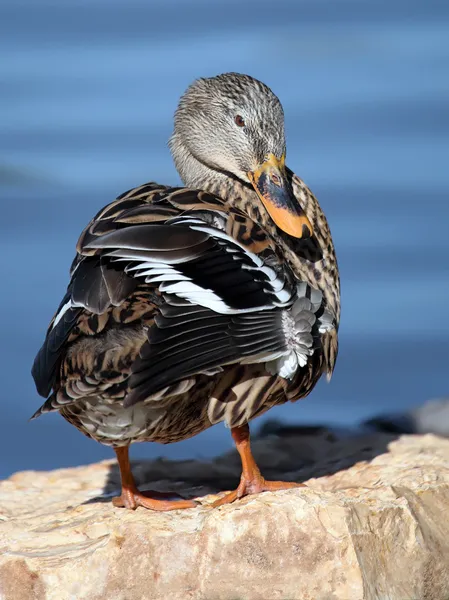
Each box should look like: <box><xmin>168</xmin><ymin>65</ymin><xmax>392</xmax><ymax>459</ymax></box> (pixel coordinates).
<box><xmin>51</xmin><ymin>300</ymin><xmax>73</xmax><ymax>329</ymax></box>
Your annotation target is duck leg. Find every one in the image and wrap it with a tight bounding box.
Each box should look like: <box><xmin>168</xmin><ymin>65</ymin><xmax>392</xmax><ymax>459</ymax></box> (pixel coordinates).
<box><xmin>112</xmin><ymin>446</ymin><xmax>197</xmax><ymax>511</ymax></box>
<box><xmin>212</xmin><ymin>423</ymin><xmax>305</xmax><ymax>508</ymax></box>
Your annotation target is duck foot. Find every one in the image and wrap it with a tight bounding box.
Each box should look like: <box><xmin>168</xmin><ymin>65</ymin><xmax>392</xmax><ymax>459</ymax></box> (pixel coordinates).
<box><xmin>112</xmin><ymin>487</ymin><xmax>197</xmax><ymax>511</ymax></box>
<box><xmin>113</xmin><ymin>446</ymin><xmax>197</xmax><ymax>512</ymax></box>
<box><xmin>211</xmin><ymin>477</ymin><xmax>305</xmax><ymax>507</ymax></box>
<box><xmin>212</xmin><ymin>423</ymin><xmax>305</xmax><ymax>508</ymax></box>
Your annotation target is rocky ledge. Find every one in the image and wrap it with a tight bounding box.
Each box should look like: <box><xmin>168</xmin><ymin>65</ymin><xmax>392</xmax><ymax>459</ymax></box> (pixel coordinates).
<box><xmin>1</xmin><ymin>430</ymin><xmax>449</xmax><ymax>600</ymax></box>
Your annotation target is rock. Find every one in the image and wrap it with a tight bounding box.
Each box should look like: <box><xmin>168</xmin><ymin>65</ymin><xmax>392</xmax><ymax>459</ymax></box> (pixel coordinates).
<box><xmin>365</xmin><ymin>397</ymin><xmax>449</xmax><ymax>437</ymax></box>
<box><xmin>1</xmin><ymin>433</ymin><xmax>449</xmax><ymax>600</ymax></box>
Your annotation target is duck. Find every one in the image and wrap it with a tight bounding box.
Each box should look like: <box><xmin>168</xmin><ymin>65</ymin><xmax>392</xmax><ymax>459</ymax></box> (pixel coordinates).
<box><xmin>31</xmin><ymin>73</ymin><xmax>340</xmax><ymax>511</ymax></box>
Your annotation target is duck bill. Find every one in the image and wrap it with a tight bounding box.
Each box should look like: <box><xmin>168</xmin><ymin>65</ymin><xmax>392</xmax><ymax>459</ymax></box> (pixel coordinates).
<box><xmin>248</xmin><ymin>154</ymin><xmax>313</xmax><ymax>239</ymax></box>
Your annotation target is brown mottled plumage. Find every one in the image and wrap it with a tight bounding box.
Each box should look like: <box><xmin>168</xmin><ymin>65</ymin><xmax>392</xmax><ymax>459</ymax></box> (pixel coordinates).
<box><xmin>32</xmin><ymin>73</ymin><xmax>340</xmax><ymax>511</ymax></box>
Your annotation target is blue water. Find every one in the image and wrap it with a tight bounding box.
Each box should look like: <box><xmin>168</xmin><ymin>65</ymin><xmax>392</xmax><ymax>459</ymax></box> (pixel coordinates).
<box><xmin>1</xmin><ymin>0</ymin><xmax>448</xmax><ymax>479</ymax></box>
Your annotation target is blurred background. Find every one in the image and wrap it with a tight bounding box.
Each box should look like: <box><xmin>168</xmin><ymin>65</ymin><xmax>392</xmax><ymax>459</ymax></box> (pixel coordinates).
<box><xmin>1</xmin><ymin>0</ymin><xmax>448</xmax><ymax>479</ymax></box>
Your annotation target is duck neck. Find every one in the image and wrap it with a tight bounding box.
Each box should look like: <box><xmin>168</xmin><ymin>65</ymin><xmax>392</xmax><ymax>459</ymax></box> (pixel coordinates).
<box><xmin>169</xmin><ymin>133</ymin><xmax>284</xmax><ymax>242</ymax></box>
<box><xmin>170</xmin><ymin>133</ymin><xmax>250</xmax><ymax>200</ymax></box>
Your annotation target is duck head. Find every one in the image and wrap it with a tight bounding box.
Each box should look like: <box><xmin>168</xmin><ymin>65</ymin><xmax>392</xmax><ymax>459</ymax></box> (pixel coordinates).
<box><xmin>169</xmin><ymin>72</ymin><xmax>313</xmax><ymax>239</ymax></box>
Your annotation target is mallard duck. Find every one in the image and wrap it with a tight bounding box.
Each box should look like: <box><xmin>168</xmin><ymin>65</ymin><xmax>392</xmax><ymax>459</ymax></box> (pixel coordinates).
<box><xmin>32</xmin><ymin>73</ymin><xmax>340</xmax><ymax>511</ymax></box>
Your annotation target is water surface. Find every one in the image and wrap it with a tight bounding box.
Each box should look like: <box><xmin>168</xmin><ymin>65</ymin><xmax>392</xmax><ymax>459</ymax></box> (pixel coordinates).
<box><xmin>1</xmin><ymin>0</ymin><xmax>448</xmax><ymax>478</ymax></box>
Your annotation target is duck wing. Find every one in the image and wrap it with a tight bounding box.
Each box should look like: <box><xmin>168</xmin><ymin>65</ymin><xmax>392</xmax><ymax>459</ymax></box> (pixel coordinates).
<box><xmin>32</xmin><ymin>183</ymin><xmax>306</xmax><ymax>413</ymax></box>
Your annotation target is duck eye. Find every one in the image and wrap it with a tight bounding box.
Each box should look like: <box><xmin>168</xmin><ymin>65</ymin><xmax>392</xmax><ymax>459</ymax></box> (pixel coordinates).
<box><xmin>234</xmin><ymin>115</ymin><xmax>245</xmax><ymax>127</ymax></box>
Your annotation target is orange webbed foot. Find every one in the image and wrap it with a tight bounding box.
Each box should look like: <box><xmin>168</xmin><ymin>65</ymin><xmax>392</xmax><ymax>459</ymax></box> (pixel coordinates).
<box><xmin>211</xmin><ymin>476</ymin><xmax>305</xmax><ymax>508</ymax></box>
<box><xmin>112</xmin><ymin>487</ymin><xmax>198</xmax><ymax>511</ymax></box>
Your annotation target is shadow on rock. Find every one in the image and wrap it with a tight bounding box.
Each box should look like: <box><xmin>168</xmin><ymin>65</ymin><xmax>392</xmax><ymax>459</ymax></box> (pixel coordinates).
<box><xmin>85</xmin><ymin>422</ymin><xmax>401</xmax><ymax>505</ymax></box>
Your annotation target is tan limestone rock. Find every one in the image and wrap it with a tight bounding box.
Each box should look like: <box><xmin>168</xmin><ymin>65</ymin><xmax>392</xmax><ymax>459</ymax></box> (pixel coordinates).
<box><xmin>0</xmin><ymin>432</ymin><xmax>448</xmax><ymax>600</ymax></box>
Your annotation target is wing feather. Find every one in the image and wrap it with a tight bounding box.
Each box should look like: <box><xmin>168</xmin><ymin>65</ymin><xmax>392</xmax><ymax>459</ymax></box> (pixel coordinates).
<box><xmin>32</xmin><ymin>182</ymin><xmax>332</xmax><ymax>418</ymax></box>
<box><xmin>125</xmin><ymin>301</ymin><xmax>286</xmax><ymax>407</ymax></box>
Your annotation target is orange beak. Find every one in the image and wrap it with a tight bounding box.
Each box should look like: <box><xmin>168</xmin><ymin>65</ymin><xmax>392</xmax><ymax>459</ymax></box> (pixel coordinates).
<box><xmin>248</xmin><ymin>154</ymin><xmax>313</xmax><ymax>239</ymax></box>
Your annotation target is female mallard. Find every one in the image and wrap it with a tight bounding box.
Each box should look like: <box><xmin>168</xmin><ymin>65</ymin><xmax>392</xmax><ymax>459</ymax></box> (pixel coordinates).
<box><xmin>32</xmin><ymin>73</ymin><xmax>340</xmax><ymax>511</ymax></box>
